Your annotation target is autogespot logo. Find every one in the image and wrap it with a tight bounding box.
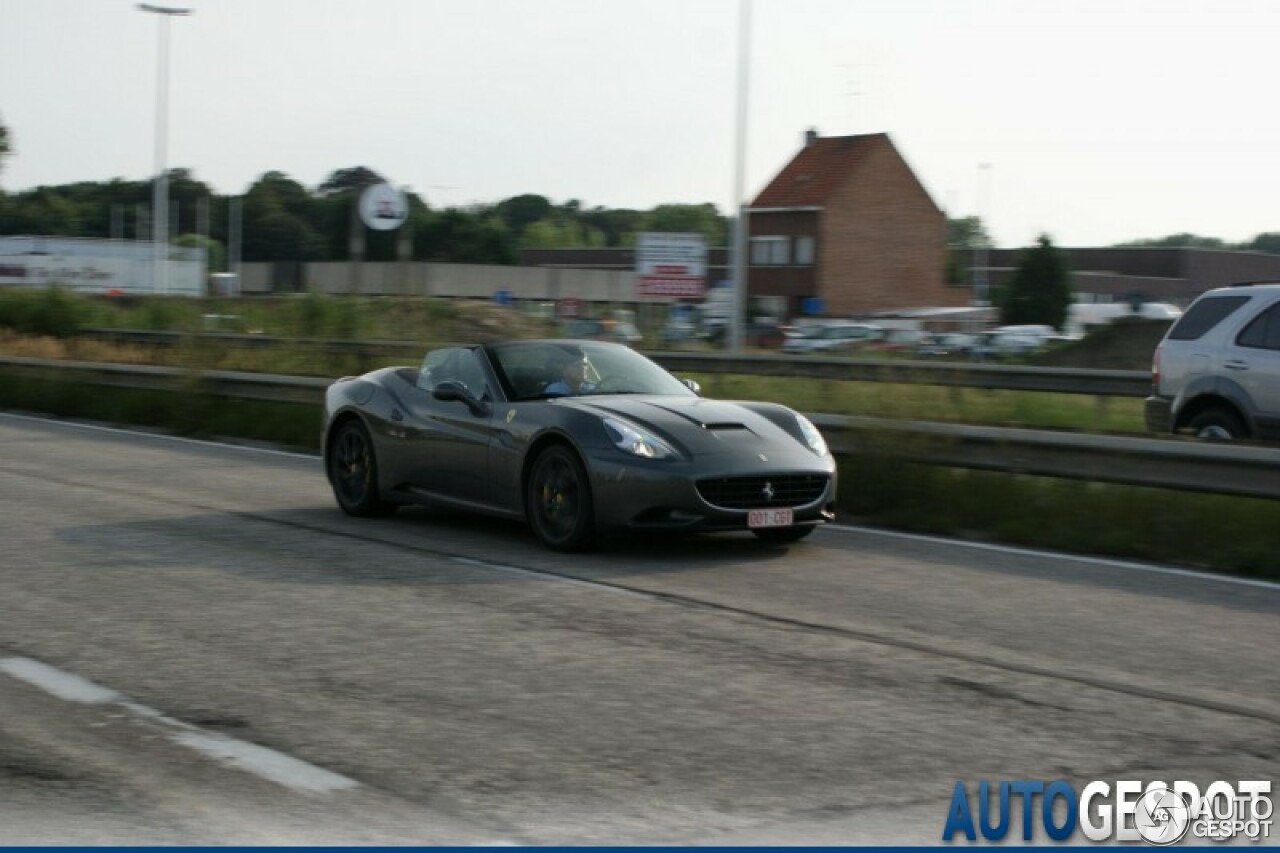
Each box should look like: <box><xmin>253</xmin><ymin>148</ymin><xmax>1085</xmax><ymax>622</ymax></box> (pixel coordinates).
<box><xmin>942</xmin><ymin>779</ymin><xmax>1273</xmax><ymax>844</ymax></box>
<box><xmin>1133</xmin><ymin>785</ymin><xmax>1192</xmax><ymax>845</ymax></box>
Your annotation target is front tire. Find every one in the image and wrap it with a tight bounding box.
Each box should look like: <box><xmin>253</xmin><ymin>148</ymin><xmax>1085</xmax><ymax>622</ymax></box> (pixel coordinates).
<box><xmin>752</xmin><ymin>525</ymin><xmax>817</xmax><ymax>543</ymax></box>
<box><xmin>327</xmin><ymin>419</ymin><xmax>398</xmax><ymax>517</ymax></box>
<box><xmin>527</xmin><ymin>444</ymin><xmax>595</xmax><ymax>552</ymax></box>
<box><xmin>1188</xmin><ymin>407</ymin><xmax>1246</xmax><ymax>441</ymax></box>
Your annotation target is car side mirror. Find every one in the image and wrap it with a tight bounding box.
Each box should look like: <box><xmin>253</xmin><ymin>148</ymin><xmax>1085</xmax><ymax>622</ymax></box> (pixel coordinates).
<box><xmin>681</xmin><ymin>378</ymin><xmax>702</xmax><ymax>395</ymax></box>
<box><xmin>431</xmin><ymin>380</ymin><xmax>467</xmax><ymax>402</ymax></box>
<box><xmin>432</xmin><ymin>380</ymin><xmax>490</xmax><ymax>415</ymax></box>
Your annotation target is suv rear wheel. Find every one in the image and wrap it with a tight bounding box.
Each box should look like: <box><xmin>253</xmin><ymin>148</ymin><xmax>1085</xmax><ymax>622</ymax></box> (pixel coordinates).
<box><xmin>1187</xmin><ymin>407</ymin><xmax>1246</xmax><ymax>441</ymax></box>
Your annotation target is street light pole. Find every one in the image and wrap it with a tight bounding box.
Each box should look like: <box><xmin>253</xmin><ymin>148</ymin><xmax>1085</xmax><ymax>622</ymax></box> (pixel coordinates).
<box><xmin>729</xmin><ymin>0</ymin><xmax>752</xmax><ymax>353</ymax></box>
<box><xmin>138</xmin><ymin>3</ymin><xmax>192</xmax><ymax>296</ymax></box>
<box><xmin>974</xmin><ymin>162</ymin><xmax>992</xmax><ymax>307</ymax></box>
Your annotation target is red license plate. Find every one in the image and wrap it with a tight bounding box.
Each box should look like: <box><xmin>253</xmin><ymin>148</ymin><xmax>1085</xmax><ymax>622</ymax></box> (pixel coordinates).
<box><xmin>748</xmin><ymin>508</ymin><xmax>794</xmax><ymax>528</ymax></box>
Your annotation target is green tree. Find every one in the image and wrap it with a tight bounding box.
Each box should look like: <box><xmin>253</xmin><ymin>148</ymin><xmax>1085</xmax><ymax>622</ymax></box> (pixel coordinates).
<box><xmin>643</xmin><ymin>203</ymin><xmax>728</xmax><ymax>245</ymax></box>
<box><xmin>416</xmin><ymin>209</ymin><xmax>516</xmax><ymax>264</ymax></box>
<box><xmin>317</xmin><ymin>166</ymin><xmax>385</xmax><ymax>196</ymax></box>
<box><xmin>999</xmin><ymin>234</ymin><xmax>1073</xmax><ymax>330</ymax></box>
<box><xmin>173</xmin><ymin>233</ymin><xmax>226</xmax><ymax>273</ymax></box>
<box><xmin>495</xmin><ymin>194</ymin><xmax>553</xmax><ymax>238</ymax></box>
<box><xmin>519</xmin><ymin>217</ymin><xmax>605</xmax><ymax>249</ymax></box>
<box><xmin>947</xmin><ymin>216</ymin><xmax>991</xmax><ymax>249</ymax></box>
<box><xmin>1113</xmin><ymin>232</ymin><xmax>1227</xmax><ymax>249</ymax></box>
<box><xmin>580</xmin><ymin>206</ymin><xmax>644</xmax><ymax>247</ymax></box>
<box><xmin>1</xmin><ymin>188</ymin><xmax>81</xmax><ymax>236</ymax></box>
<box><xmin>241</xmin><ymin>172</ymin><xmax>325</xmax><ymax>262</ymax></box>
<box><xmin>1243</xmin><ymin>232</ymin><xmax>1280</xmax><ymax>255</ymax></box>
<box><xmin>946</xmin><ymin>216</ymin><xmax>991</xmax><ymax>284</ymax></box>
<box><xmin>0</xmin><ymin>116</ymin><xmax>11</xmax><ymax>181</ymax></box>
<box><xmin>164</xmin><ymin>168</ymin><xmax>215</xmax><ymax>236</ymax></box>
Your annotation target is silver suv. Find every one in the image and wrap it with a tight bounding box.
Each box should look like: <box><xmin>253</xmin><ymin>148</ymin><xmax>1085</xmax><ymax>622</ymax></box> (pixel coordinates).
<box><xmin>1145</xmin><ymin>283</ymin><xmax>1280</xmax><ymax>440</ymax></box>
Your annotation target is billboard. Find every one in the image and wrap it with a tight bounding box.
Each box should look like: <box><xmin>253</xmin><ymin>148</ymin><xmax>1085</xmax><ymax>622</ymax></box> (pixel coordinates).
<box><xmin>0</xmin><ymin>237</ymin><xmax>206</xmax><ymax>296</ymax></box>
<box><xmin>635</xmin><ymin>232</ymin><xmax>707</xmax><ymax>298</ymax></box>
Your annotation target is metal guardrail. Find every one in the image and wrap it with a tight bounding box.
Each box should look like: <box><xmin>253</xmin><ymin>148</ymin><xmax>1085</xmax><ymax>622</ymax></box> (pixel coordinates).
<box><xmin>649</xmin><ymin>352</ymin><xmax>1151</xmax><ymax>397</ymax></box>
<box><xmin>0</xmin><ymin>355</ymin><xmax>330</xmax><ymax>405</ymax></box>
<box><xmin>79</xmin><ymin>328</ymin><xmax>424</xmax><ymax>360</ymax></box>
<box><xmin>2</xmin><ymin>355</ymin><xmax>1277</xmax><ymax>500</ymax></box>
<box><xmin>813</xmin><ymin>415</ymin><xmax>1280</xmax><ymax>501</ymax></box>
<box><xmin>78</xmin><ymin>328</ymin><xmax>1153</xmax><ymax>398</ymax></box>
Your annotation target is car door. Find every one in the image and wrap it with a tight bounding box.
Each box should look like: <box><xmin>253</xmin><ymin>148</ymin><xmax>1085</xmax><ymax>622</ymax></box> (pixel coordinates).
<box><xmin>400</xmin><ymin>347</ymin><xmax>498</xmax><ymax>506</ymax></box>
<box><xmin>1230</xmin><ymin>297</ymin><xmax>1280</xmax><ymax>435</ymax></box>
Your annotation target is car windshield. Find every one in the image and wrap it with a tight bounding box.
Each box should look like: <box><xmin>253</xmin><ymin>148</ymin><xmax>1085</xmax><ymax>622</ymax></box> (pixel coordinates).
<box><xmin>486</xmin><ymin>340</ymin><xmax>695</xmax><ymax>401</ymax></box>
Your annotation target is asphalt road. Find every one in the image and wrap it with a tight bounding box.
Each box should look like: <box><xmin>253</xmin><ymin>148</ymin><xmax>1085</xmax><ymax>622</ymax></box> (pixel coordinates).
<box><xmin>0</xmin><ymin>412</ymin><xmax>1275</xmax><ymax>844</ymax></box>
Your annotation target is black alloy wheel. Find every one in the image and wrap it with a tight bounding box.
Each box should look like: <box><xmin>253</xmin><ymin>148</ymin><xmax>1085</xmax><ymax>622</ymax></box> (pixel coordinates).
<box><xmin>752</xmin><ymin>524</ymin><xmax>816</xmax><ymax>543</ymax></box>
<box><xmin>327</xmin><ymin>420</ymin><xmax>397</xmax><ymax>517</ymax></box>
<box><xmin>527</xmin><ymin>444</ymin><xmax>595</xmax><ymax>552</ymax></box>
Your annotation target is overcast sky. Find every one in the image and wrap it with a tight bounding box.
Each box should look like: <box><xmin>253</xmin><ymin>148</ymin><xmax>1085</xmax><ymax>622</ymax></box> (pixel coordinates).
<box><xmin>2</xmin><ymin>0</ymin><xmax>1278</xmax><ymax>248</ymax></box>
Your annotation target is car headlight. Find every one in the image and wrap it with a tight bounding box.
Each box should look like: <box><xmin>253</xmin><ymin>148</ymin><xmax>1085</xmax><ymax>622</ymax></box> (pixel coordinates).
<box><xmin>795</xmin><ymin>414</ymin><xmax>829</xmax><ymax>456</ymax></box>
<box><xmin>603</xmin><ymin>417</ymin><xmax>677</xmax><ymax>460</ymax></box>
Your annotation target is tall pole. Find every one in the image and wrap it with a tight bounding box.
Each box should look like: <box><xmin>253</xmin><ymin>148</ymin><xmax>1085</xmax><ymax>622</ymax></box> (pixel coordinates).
<box><xmin>974</xmin><ymin>162</ymin><xmax>992</xmax><ymax>307</ymax></box>
<box><xmin>229</xmin><ymin>196</ymin><xmax>242</xmax><ymax>277</ymax></box>
<box><xmin>138</xmin><ymin>4</ymin><xmax>191</xmax><ymax>296</ymax></box>
<box><xmin>729</xmin><ymin>0</ymin><xmax>752</xmax><ymax>352</ymax></box>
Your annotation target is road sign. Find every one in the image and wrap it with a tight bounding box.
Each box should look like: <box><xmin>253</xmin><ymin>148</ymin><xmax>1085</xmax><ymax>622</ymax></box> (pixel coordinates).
<box><xmin>359</xmin><ymin>184</ymin><xmax>409</xmax><ymax>231</ymax></box>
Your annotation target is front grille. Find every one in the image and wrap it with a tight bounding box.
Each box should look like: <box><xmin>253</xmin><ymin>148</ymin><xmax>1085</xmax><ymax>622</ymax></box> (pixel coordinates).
<box><xmin>696</xmin><ymin>474</ymin><xmax>829</xmax><ymax>510</ymax></box>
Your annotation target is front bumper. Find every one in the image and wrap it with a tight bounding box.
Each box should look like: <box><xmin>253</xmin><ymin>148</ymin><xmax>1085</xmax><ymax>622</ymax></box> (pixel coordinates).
<box><xmin>1144</xmin><ymin>395</ymin><xmax>1173</xmax><ymax>434</ymax></box>
<box><xmin>586</xmin><ymin>449</ymin><xmax>838</xmax><ymax>532</ymax></box>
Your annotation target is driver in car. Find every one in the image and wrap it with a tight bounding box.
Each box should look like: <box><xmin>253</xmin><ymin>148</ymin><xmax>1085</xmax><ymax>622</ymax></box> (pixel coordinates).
<box><xmin>544</xmin><ymin>356</ymin><xmax>596</xmax><ymax>396</ymax></box>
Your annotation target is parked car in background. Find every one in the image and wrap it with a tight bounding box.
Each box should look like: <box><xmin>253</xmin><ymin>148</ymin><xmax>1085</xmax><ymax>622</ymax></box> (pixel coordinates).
<box><xmin>745</xmin><ymin>320</ymin><xmax>795</xmax><ymax>349</ymax></box>
<box><xmin>969</xmin><ymin>325</ymin><xmax>1054</xmax><ymax>360</ymax></box>
<box><xmin>657</xmin><ymin>317</ymin><xmax>701</xmax><ymax>347</ymax></box>
<box><xmin>916</xmin><ymin>332</ymin><xmax>980</xmax><ymax>358</ymax></box>
<box><xmin>1145</xmin><ymin>283</ymin><xmax>1280</xmax><ymax>441</ymax></box>
<box><xmin>781</xmin><ymin>322</ymin><xmax>884</xmax><ymax>354</ymax></box>
<box><xmin>868</xmin><ymin>328</ymin><xmax>929</xmax><ymax>353</ymax></box>
<box><xmin>562</xmin><ymin>317</ymin><xmax>644</xmax><ymax>346</ymax></box>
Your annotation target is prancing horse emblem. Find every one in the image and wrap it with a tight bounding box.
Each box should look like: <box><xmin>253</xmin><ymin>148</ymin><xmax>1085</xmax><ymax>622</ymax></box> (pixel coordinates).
<box><xmin>762</xmin><ymin>481</ymin><xmax>775</xmax><ymax>502</ymax></box>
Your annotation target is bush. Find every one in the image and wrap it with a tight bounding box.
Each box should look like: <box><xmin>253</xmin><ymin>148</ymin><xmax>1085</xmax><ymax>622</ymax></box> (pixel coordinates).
<box><xmin>0</xmin><ymin>286</ymin><xmax>84</xmax><ymax>338</ymax></box>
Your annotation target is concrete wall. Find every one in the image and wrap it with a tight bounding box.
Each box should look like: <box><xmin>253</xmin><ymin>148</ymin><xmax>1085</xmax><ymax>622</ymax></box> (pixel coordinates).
<box><xmin>239</xmin><ymin>261</ymin><xmax>643</xmax><ymax>304</ymax></box>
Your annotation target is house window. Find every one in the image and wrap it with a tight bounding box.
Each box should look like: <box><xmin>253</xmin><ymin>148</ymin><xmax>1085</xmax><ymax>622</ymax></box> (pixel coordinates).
<box><xmin>750</xmin><ymin>236</ymin><xmax>790</xmax><ymax>266</ymax></box>
<box><xmin>795</xmin><ymin>236</ymin><xmax>815</xmax><ymax>266</ymax></box>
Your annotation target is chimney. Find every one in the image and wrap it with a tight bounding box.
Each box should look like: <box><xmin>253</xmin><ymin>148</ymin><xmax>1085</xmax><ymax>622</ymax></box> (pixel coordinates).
<box><xmin>804</xmin><ymin>128</ymin><xmax>819</xmax><ymax>147</ymax></box>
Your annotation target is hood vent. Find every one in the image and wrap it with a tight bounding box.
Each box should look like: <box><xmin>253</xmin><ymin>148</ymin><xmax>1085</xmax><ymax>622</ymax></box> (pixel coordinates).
<box><xmin>702</xmin><ymin>422</ymin><xmax>748</xmax><ymax>431</ymax></box>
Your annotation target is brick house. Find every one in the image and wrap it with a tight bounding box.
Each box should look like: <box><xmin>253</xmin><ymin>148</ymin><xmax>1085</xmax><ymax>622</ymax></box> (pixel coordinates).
<box><xmin>748</xmin><ymin>130</ymin><xmax>963</xmax><ymax>317</ymax></box>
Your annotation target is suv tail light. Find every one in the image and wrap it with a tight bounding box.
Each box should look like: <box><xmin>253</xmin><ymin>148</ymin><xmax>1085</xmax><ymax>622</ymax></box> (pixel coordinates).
<box><xmin>1151</xmin><ymin>345</ymin><xmax>1161</xmax><ymax>390</ymax></box>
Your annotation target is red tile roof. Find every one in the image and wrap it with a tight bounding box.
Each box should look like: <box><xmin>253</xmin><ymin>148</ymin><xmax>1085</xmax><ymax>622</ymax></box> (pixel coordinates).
<box><xmin>751</xmin><ymin>133</ymin><xmax>887</xmax><ymax>209</ymax></box>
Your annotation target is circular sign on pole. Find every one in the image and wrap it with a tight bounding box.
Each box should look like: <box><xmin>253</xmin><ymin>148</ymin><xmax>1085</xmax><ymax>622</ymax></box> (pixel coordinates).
<box><xmin>359</xmin><ymin>183</ymin><xmax>409</xmax><ymax>231</ymax></box>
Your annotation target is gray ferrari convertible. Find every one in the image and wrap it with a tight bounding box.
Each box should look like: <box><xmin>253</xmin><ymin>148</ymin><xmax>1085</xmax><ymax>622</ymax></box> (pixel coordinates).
<box><xmin>323</xmin><ymin>340</ymin><xmax>836</xmax><ymax>551</ymax></box>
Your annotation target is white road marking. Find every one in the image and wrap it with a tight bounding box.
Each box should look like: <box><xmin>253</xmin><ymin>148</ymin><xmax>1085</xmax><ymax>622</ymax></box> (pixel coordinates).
<box><xmin>170</xmin><ymin>730</ymin><xmax>358</xmax><ymax>794</ymax></box>
<box><xmin>0</xmin><ymin>656</ymin><xmax>358</xmax><ymax>794</ymax></box>
<box><xmin>826</xmin><ymin>523</ymin><xmax>1280</xmax><ymax>591</ymax></box>
<box><xmin>0</xmin><ymin>657</ymin><xmax>122</xmax><ymax>704</ymax></box>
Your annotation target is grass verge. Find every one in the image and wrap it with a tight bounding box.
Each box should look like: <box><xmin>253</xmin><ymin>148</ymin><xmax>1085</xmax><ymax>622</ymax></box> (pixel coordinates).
<box><xmin>837</xmin><ymin>450</ymin><xmax>1276</xmax><ymax>579</ymax></box>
